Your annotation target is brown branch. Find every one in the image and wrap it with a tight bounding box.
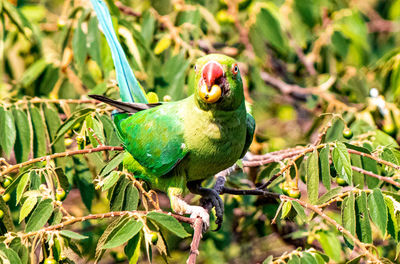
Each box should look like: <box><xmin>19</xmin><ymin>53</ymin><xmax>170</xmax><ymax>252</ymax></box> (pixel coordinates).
<box><xmin>347</xmin><ymin>149</ymin><xmax>400</xmax><ymax>171</ymax></box>
<box><xmin>221</xmin><ymin>187</ymin><xmax>381</xmax><ymax>263</ymax></box>
<box><xmin>18</xmin><ymin>210</ymin><xmax>194</xmax><ymax>240</ymax></box>
<box><xmin>352</xmin><ymin>166</ymin><xmax>400</xmax><ymax>188</ymax></box>
<box><xmin>365</xmin><ymin>8</ymin><xmax>400</xmax><ymax>33</ymax></box>
<box><xmin>2</xmin><ymin>98</ymin><xmax>99</xmax><ymax>107</ymax></box>
<box><xmin>0</xmin><ymin>146</ymin><xmax>124</xmax><ymax>177</ymax></box>
<box><xmin>251</xmin><ymin>145</ymin><xmax>326</xmax><ymax>189</ymax></box>
<box><xmin>115</xmin><ymin>1</ymin><xmax>141</xmax><ymax>17</ymax></box>
<box><xmin>186</xmin><ymin>217</ymin><xmax>203</xmax><ymax>264</ymax></box>
<box><xmin>244</xmin><ymin>148</ymin><xmax>306</xmax><ymax>163</ymax></box>
<box><xmin>287</xmin><ymin>32</ymin><xmax>316</xmax><ymax>77</ymax></box>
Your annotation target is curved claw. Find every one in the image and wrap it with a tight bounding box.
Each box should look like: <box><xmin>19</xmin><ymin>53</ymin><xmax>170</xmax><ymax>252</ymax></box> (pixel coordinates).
<box><xmin>200</xmin><ymin>189</ymin><xmax>224</xmax><ymax>230</ymax></box>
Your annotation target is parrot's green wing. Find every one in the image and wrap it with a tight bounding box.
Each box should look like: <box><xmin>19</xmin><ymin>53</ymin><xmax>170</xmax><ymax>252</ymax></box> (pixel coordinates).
<box><xmin>118</xmin><ymin>103</ymin><xmax>188</xmax><ymax>176</ymax></box>
<box><xmin>240</xmin><ymin>113</ymin><xmax>256</xmax><ymax>158</ymax></box>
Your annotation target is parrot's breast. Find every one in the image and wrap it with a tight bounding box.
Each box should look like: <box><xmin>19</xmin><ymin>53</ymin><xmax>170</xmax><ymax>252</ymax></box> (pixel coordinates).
<box><xmin>181</xmin><ymin>100</ymin><xmax>247</xmax><ymax>181</ymax></box>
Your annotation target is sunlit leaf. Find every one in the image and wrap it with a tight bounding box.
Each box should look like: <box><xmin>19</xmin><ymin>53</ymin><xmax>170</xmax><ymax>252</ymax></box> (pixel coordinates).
<box><xmin>102</xmin><ymin>219</ymin><xmax>143</xmax><ymax>249</ymax></box>
<box><xmin>307</xmin><ymin>150</ymin><xmax>319</xmax><ymax>204</ymax></box>
<box><xmin>368</xmin><ymin>189</ymin><xmax>387</xmax><ymax>237</ymax></box>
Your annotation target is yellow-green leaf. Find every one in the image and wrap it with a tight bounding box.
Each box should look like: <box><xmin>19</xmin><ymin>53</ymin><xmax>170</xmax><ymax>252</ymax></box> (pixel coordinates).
<box><xmin>19</xmin><ymin>196</ymin><xmax>37</xmax><ymax>223</ymax></box>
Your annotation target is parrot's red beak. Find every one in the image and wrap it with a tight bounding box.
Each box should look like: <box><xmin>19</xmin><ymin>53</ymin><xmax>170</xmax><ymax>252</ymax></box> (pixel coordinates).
<box><xmin>202</xmin><ymin>61</ymin><xmax>224</xmax><ymax>90</ymax></box>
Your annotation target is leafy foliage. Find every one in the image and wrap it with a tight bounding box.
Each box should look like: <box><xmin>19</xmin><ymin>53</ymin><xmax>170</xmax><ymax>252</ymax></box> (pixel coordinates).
<box><xmin>2</xmin><ymin>0</ymin><xmax>400</xmax><ymax>263</ymax></box>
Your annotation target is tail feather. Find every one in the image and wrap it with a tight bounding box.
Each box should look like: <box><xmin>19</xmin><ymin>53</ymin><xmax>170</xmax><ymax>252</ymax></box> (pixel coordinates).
<box><xmin>90</xmin><ymin>0</ymin><xmax>148</xmax><ymax>104</ymax></box>
<box><xmin>89</xmin><ymin>94</ymin><xmax>160</xmax><ymax>113</ymax></box>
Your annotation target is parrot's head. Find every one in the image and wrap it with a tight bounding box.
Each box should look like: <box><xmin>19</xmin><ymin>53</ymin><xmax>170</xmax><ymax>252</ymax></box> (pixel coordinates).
<box><xmin>193</xmin><ymin>54</ymin><xmax>244</xmax><ymax>111</ymax></box>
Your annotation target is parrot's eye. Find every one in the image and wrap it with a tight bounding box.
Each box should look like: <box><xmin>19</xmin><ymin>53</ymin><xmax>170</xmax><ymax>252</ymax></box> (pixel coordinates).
<box><xmin>232</xmin><ymin>64</ymin><xmax>239</xmax><ymax>75</ymax></box>
<box><xmin>194</xmin><ymin>65</ymin><xmax>197</xmax><ymax>72</ymax></box>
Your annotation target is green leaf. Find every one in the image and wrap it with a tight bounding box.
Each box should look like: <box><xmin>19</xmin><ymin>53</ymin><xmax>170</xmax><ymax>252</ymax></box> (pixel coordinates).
<box><xmin>4</xmin><ymin>171</ymin><xmax>27</xmax><ymax>196</ymax></box>
<box><xmin>380</xmin><ymin>148</ymin><xmax>399</xmax><ymax>166</ymax></box>
<box><xmin>384</xmin><ymin>196</ymin><xmax>398</xmax><ymax>241</ymax></box>
<box><xmin>350</xmin><ymin>154</ymin><xmax>364</xmax><ymax>188</ymax></box>
<box><xmin>102</xmin><ymin>171</ymin><xmax>120</xmax><ymax>192</ymax></box>
<box><xmin>2</xmin><ymin>0</ymin><xmax>33</xmax><ymax>39</ymax></box>
<box><xmin>0</xmin><ymin>247</ymin><xmax>22</xmax><ymax>264</ymax></box>
<box><xmin>100</xmin><ymin>153</ymin><xmax>125</xmax><ymax>177</ymax></box>
<box><xmin>102</xmin><ymin>219</ymin><xmax>143</xmax><ymax>249</ymax></box>
<box><xmin>110</xmin><ymin>176</ymin><xmax>130</xmax><ymax>211</ymax></box>
<box><xmin>29</xmin><ymin>170</ymin><xmax>41</xmax><ymax>190</ymax></box>
<box><xmin>355</xmin><ymin>192</ymin><xmax>372</xmax><ymax>243</ymax></box>
<box><xmin>287</xmin><ymin>254</ymin><xmax>301</xmax><ymax>264</ymax></box>
<box><xmin>346</xmin><ymin>255</ymin><xmax>362</xmax><ymax>264</ymax></box>
<box><xmin>29</xmin><ymin>107</ymin><xmax>47</xmax><ymax>157</ymax></box>
<box><xmin>325</xmin><ymin>118</ymin><xmax>345</xmax><ymax>142</ymax></box>
<box><xmin>300</xmin><ymin>252</ymin><xmax>318</xmax><ymax>264</ymax></box>
<box><xmin>95</xmin><ymin>216</ymin><xmax>128</xmax><ymax>261</ymax></box>
<box><xmin>87</xmin><ymin>16</ymin><xmax>102</xmax><ymax>68</ymax></box>
<box><xmin>48</xmin><ymin>208</ymin><xmax>63</xmax><ymax>226</ymax></box>
<box><xmin>0</xmin><ymin>108</ymin><xmax>16</xmax><ymax>159</ymax></box>
<box><xmin>342</xmin><ymin>192</ymin><xmax>356</xmax><ymax>248</ymax></box>
<box><xmin>55</xmin><ymin>167</ymin><xmax>70</xmax><ymax>191</ymax></box>
<box><xmin>60</xmin><ymin>230</ymin><xmax>88</xmax><ymax>240</ymax></box>
<box><xmin>292</xmin><ymin>201</ymin><xmax>307</xmax><ymax>222</ymax></box>
<box><xmin>373</xmin><ymin>130</ymin><xmax>399</xmax><ymax>148</ymax></box>
<box><xmin>73</xmin><ymin>157</ymin><xmax>94</xmax><ymax>210</ymax></box>
<box><xmin>39</xmin><ymin>64</ymin><xmax>60</xmax><ymax>95</ymax></box>
<box><xmin>319</xmin><ymin>145</ymin><xmax>331</xmax><ymax>190</ymax></box>
<box><xmin>125</xmin><ymin>233</ymin><xmax>142</xmax><ymax>264</ymax></box>
<box><xmin>317</xmin><ymin>187</ymin><xmax>342</xmax><ymax>205</ymax></box>
<box><xmin>100</xmin><ymin>115</ymin><xmax>122</xmax><ymax>146</ymax></box>
<box><xmin>361</xmin><ymin>150</ymin><xmax>379</xmax><ymax>189</ymax></box>
<box><xmin>123</xmin><ymin>182</ymin><xmax>139</xmax><ymax>211</ymax></box>
<box><xmin>12</xmin><ymin>109</ymin><xmax>31</xmax><ymax>163</ymax></box>
<box><xmin>54</xmin><ymin>108</ymin><xmax>94</xmax><ymax>145</ymax></box>
<box><xmin>25</xmin><ymin>198</ymin><xmax>54</xmax><ymax>232</ymax></box>
<box><xmin>262</xmin><ymin>255</ymin><xmax>273</xmax><ymax>264</ymax></box>
<box><xmin>86</xmin><ymin>115</ymin><xmax>105</xmax><ymax>147</ymax></box>
<box><xmin>73</xmin><ymin>11</ymin><xmax>88</xmax><ymax>70</ymax></box>
<box><xmin>19</xmin><ymin>196</ymin><xmax>37</xmax><ymax>223</ymax></box>
<box><xmin>368</xmin><ymin>189</ymin><xmax>387</xmax><ymax>237</ymax></box>
<box><xmin>19</xmin><ymin>59</ymin><xmax>48</xmax><ymax>87</ymax></box>
<box><xmin>0</xmin><ymin>195</ymin><xmax>14</xmax><ymax>231</ymax></box>
<box><xmin>16</xmin><ymin>172</ymin><xmax>30</xmax><ymax>205</ymax></box>
<box><xmin>281</xmin><ymin>201</ymin><xmax>292</xmax><ymax>219</ymax></box>
<box><xmin>332</xmin><ymin>142</ymin><xmax>352</xmax><ymax>185</ymax></box>
<box><xmin>147</xmin><ymin>212</ymin><xmax>190</xmax><ymax>238</ymax></box>
<box><xmin>307</xmin><ymin>150</ymin><xmax>319</xmax><ymax>204</ymax></box>
<box><xmin>317</xmin><ymin>231</ymin><xmax>342</xmax><ymax>263</ymax></box>
<box><xmin>255</xmin><ymin>5</ymin><xmax>288</xmax><ymax>55</ymax></box>
<box><xmin>43</xmin><ymin>105</ymin><xmax>66</xmax><ymax>160</ymax></box>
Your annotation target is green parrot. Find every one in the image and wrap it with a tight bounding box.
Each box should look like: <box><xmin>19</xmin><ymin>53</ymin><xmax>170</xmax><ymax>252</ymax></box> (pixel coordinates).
<box><xmin>90</xmin><ymin>0</ymin><xmax>255</xmax><ymax>230</ymax></box>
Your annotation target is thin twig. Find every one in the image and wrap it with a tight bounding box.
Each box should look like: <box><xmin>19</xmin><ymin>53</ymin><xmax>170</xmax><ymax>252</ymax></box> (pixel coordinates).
<box><xmin>17</xmin><ymin>210</ymin><xmax>194</xmax><ymax>240</ymax></box>
<box><xmin>0</xmin><ymin>146</ymin><xmax>124</xmax><ymax>177</ymax></box>
<box><xmin>287</xmin><ymin>32</ymin><xmax>316</xmax><ymax>77</ymax></box>
<box><xmin>348</xmin><ymin>149</ymin><xmax>400</xmax><ymax>171</ymax></box>
<box><xmin>1</xmin><ymin>98</ymin><xmax>99</xmax><ymax>108</ymax></box>
<box><xmin>221</xmin><ymin>187</ymin><xmax>381</xmax><ymax>263</ymax></box>
<box><xmin>186</xmin><ymin>217</ymin><xmax>203</xmax><ymax>264</ymax></box>
<box><xmin>115</xmin><ymin>1</ymin><xmax>141</xmax><ymax>17</ymax></box>
<box><xmin>87</xmin><ymin>128</ymin><xmax>104</xmax><ymax>146</ymax></box>
<box><xmin>255</xmin><ymin>145</ymin><xmax>325</xmax><ymax>189</ymax></box>
<box><xmin>352</xmin><ymin>166</ymin><xmax>400</xmax><ymax>188</ymax></box>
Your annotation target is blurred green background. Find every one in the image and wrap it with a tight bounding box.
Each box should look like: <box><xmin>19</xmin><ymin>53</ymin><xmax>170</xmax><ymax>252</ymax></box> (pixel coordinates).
<box><xmin>2</xmin><ymin>0</ymin><xmax>400</xmax><ymax>262</ymax></box>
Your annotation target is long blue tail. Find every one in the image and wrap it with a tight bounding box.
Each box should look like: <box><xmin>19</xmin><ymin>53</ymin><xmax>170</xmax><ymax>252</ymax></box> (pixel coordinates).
<box><xmin>90</xmin><ymin>0</ymin><xmax>148</xmax><ymax>104</ymax></box>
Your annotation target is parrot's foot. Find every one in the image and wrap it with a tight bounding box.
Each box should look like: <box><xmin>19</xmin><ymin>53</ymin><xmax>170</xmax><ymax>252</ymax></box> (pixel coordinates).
<box><xmin>168</xmin><ymin>191</ymin><xmax>210</xmax><ymax>231</ymax></box>
<box><xmin>187</xmin><ymin>181</ymin><xmax>224</xmax><ymax>231</ymax></box>
<box><xmin>188</xmin><ymin>206</ymin><xmax>210</xmax><ymax>231</ymax></box>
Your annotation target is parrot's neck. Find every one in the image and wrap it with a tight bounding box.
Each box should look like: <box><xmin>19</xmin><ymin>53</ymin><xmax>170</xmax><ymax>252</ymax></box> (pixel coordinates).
<box><xmin>190</xmin><ymin>95</ymin><xmax>246</xmax><ymax>124</ymax></box>
<box><xmin>192</xmin><ymin>94</ymin><xmax>244</xmax><ymax>113</ymax></box>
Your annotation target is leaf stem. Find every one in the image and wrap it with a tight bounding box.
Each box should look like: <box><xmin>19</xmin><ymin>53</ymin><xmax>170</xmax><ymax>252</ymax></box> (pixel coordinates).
<box><xmin>0</xmin><ymin>146</ymin><xmax>124</xmax><ymax>177</ymax></box>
